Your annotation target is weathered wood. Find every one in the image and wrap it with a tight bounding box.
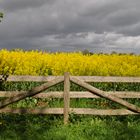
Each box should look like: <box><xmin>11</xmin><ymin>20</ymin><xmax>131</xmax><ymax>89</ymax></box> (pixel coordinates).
<box><xmin>0</xmin><ymin>91</ymin><xmax>64</xmax><ymax>98</ymax></box>
<box><xmin>70</xmin><ymin>77</ymin><xmax>140</xmax><ymax>113</ymax></box>
<box><xmin>63</xmin><ymin>72</ymin><xmax>70</xmax><ymax>124</ymax></box>
<box><xmin>1</xmin><ymin>75</ymin><xmax>140</xmax><ymax>83</ymax></box>
<box><xmin>70</xmin><ymin>108</ymin><xmax>139</xmax><ymax>115</ymax></box>
<box><xmin>72</xmin><ymin>76</ymin><xmax>140</xmax><ymax>83</ymax></box>
<box><xmin>1</xmin><ymin>91</ymin><xmax>140</xmax><ymax>98</ymax></box>
<box><xmin>0</xmin><ymin>107</ymin><xmax>63</xmax><ymax>114</ymax></box>
<box><xmin>0</xmin><ymin>75</ymin><xmax>62</xmax><ymax>82</ymax></box>
<box><xmin>1</xmin><ymin>74</ymin><xmax>140</xmax><ymax>117</ymax></box>
<box><xmin>0</xmin><ymin>108</ymin><xmax>139</xmax><ymax>115</ymax></box>
<box><xmin>0</xmin><ymin>77</ymin><xmax>64</xmax><ymax>109</ymax></box>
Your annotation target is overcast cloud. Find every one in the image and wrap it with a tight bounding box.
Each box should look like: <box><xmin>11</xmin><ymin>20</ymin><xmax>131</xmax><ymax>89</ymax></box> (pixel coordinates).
<box><xmin>0</xmin><ymin>0</ymin><xmax>140</xmax><ymax>53</ymax></box>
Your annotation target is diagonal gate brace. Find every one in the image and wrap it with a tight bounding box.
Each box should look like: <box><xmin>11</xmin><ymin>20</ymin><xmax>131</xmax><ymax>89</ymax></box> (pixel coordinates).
<box><xmin>70</xmin><ymin>76</ymin><xmax>140</xmax><ymax>113</ymax></box>
<box><xmin>0</xmin><ymin>77</ymin><xmax>64</xmax><ymax>109</ymax></box>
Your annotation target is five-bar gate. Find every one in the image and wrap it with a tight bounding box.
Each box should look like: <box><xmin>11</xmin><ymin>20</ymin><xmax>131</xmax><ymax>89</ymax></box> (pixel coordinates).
<box><xmin>0</xmin><ymin>72</ymin><xmax>140</xmax><ymax>124</ymax></box>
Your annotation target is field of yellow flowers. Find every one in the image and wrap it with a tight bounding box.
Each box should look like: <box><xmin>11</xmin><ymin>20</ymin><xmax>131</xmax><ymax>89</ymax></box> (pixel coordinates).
<box><xmin>0</xmin><ymin>49</ymin><xmax>140</xmax><ymax>76</ymax></box>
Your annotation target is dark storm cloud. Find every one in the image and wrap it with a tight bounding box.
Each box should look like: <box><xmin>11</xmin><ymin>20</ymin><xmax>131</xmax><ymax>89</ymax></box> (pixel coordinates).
<box><xmin>0</xmin><ymin>0</ymin><xmax>140</xmax><ymax>53</ymax></box>
<box><xmin>0</xmin><ymin>0</ymin><xmax>54</xmax><ymax>12</ymax></box>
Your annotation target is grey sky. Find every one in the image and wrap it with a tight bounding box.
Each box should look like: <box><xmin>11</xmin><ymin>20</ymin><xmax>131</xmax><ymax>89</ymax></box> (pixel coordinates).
<box><xmin>0</xmin><ymin>0</ymin><xmax>140</xmax><ymax>53</ymax></box>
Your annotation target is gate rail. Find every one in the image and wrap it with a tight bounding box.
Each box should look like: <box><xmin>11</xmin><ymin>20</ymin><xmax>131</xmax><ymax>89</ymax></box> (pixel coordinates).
<box><xmin>0</xmin><ymin>73</ymin><xmax>140</xmax><ymax>124</ymax></box>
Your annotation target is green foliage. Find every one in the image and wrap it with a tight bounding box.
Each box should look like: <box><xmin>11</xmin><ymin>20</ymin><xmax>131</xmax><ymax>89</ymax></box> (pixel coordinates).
<box><xmin>1</xmin><ymin>115</ymin><xmax>140</xmax><ymax>140</ymax></box>
<box><xmin>0</xmin><ymin>12</ymin><xmax>3</xmax><ymax>22</ymax></box>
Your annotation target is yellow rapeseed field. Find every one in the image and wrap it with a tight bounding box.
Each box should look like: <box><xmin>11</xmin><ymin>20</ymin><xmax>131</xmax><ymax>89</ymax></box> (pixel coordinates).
<box><xmin>0</xmin><ymin>49</ymin><xmax>140</xmax><ymax>76</ymax></box>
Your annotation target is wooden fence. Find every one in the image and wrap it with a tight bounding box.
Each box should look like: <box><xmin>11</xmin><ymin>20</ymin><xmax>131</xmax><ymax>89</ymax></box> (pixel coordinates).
<box><xmin>0</xmin><ymin>73</ymin><xmax>140</xmax><ymax>124</ymax></box>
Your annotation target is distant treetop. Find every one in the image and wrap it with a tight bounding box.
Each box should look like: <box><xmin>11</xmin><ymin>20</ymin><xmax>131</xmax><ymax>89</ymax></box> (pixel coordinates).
<box><xmin>0</xmin><ymin>12</ymin><xmax>3</xmax><ymax>22</ymax></box>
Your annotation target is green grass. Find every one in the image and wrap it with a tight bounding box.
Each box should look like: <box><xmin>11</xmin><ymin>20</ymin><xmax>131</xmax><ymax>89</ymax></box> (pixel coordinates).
<box><xmin>0</xmin><ymin>81</ymin><xmax>140</xmax><ymax>139</ymax></box>
<box><xmin>0</xmin><ymin>115</ymin><xmax>140</xmax><ymax>140</ymax></box>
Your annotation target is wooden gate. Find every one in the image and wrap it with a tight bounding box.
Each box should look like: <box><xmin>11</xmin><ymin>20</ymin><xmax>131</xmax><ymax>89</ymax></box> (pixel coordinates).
<box><xmin>0</xmin><ymin>72</ymin><xmax>140</xmax><ymax>124</ymax></box>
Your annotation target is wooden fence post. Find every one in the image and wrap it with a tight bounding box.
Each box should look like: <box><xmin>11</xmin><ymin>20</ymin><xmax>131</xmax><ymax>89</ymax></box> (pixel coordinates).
<box><xmin>64</xmin><ymin>72</ymin><xmax>70</xmax><ymax>124</ymax></box>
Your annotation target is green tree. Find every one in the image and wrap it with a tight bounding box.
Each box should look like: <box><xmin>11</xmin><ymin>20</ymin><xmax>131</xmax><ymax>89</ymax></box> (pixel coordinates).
<box><xmin>0</xmin><ymin>12</ymin><xmax>3</xmax><ymax>22</ymax></box>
